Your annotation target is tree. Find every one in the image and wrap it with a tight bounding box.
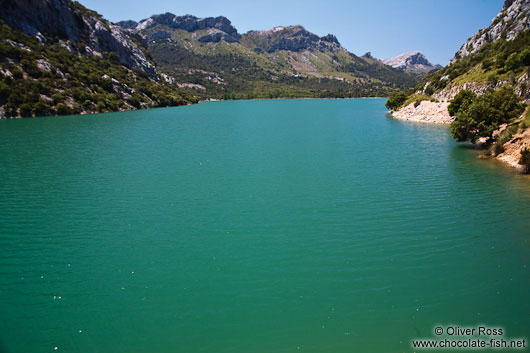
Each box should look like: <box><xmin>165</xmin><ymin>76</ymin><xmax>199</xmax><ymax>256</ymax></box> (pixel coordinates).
<box><xmin>448</xmin><ymin>89</ymin><xmax>476</xmax><ymax>117</ymax></box>
<box><xmin>450</xmin><ymin>86</ymin><xmax>525</xmax><ymax>143</ymax></box>
<box><xmin>385</xmin><ymin>91</ymin><xmax>408</xmax><ymax>110</ymax></box>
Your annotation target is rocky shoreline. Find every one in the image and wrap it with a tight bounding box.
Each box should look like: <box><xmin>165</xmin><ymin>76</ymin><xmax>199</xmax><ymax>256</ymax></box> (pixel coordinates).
<box><xmin>495</xmin><ymin>123</ymin><xmax>530</xmax><ymax>171</ymax></box>
<box><xmin>391</xmin><ymin>101</ymin><xmax>529</xmax><ymax>172</ymax></box>
<box><xmin>390</xmin><ymin>100</ymin><xmax>453</xmax><ymax>124</ymax></box>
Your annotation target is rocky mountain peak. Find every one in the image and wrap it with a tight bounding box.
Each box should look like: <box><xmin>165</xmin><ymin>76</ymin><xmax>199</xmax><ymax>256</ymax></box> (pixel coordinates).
<box><xmin>452</xmin><ymin>0</ymin><xmax>530</xmax><ymax>63</ymax></box>
<box><xmin>362</xmin><ymin>52</ymin><xmax>374</xmax><ymax>59</ymax></box>
<box><xmin>119</xmin><ymin>13</ymin><xmax>240</xmax><ymax>43</ymax></box>
<box><xmin>244</xmin><ymin>25</ymin><xmax>344</xmax><ymax>53</ymax></box>
<box><xmin>382</xmin><ymin>51</ymin><xmax>441</xmax><ymax>73</ymax></box>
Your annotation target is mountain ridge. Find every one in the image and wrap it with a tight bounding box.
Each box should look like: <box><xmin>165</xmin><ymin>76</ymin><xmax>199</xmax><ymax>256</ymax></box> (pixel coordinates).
<box><xmin>118</xmin><ymin>12</ymin><xmax>421</xmax><ymax>99</ymax></box>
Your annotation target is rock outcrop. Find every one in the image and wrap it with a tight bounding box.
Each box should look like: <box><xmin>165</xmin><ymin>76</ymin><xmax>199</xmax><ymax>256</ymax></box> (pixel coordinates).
<box><xmin>382</xmin><ymin>51</ymin><xmax>441</xmax><ymax>74</ymax></box>
<box><xmin>452</xmin><ymin>0</ymin><xmax>530</xmax><ymax>63</ymax></box>
<box><xmin>391</xmin><ymin>101</ymin><xmax>453</xmax><ymax>124</ymax></box>
<box><xmin>244</xmin><ymin>26</ymin><xmax>344</xmax><ymax>53</ymax></box>
<box><xmin>120</xmin><ymin>13</ymin><xmax>241</xmax><ymax>43</ymax></box>
<box><xmin>0</xmin><ymin>0</ymin><xmax>157</xmax><ymax>77</ymax></box>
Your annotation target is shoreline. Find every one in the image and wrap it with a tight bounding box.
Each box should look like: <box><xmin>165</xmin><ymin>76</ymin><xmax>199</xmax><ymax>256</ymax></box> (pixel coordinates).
<box><xmin>199</xmin><ymin>96</ymin><xmax>386</xmax><ymax>103</ymax></box>
<box><xmin>1</xmin><ymin>96</ymin><xmax>387</xmax><ymax>119</ymax></box>
<box><xmin>390</xmin><ymin>100</ymin><xmax>453</xmax><ymax>125</ymax></box>
<box><xmin>390</xmin><ymin>100</ymin><xmax>530</xmax><ymax>173</ymax></box>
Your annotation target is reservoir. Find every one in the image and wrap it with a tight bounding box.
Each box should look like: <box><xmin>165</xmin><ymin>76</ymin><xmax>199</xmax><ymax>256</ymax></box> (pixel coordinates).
<box><xmin>0</xmin><ymin>99</ymin><xmax>528</xmax><ymax>352</ymax></box>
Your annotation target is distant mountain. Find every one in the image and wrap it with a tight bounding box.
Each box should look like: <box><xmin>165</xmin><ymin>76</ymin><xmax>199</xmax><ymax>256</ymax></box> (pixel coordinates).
<box><xmin>0</xmin><ymin>0</ymin><xmax>197</xmax><ymax>118</ymax></box>
<box><xmin>118</xmin><ymin>13</ymin><xmax>420</xmax><ymax>99</ymax></box>
<box><xmin>382</xmin><ymin>52</ymin><xmax>442</xmax><ymax>74</ymax></box>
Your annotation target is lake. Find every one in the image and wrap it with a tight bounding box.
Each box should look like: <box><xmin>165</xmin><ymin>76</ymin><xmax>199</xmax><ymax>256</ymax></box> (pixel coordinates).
<box><xmin>0</xmin><ymin>99</ymin><xmax>529</xmax><ymax>353</ymax></box>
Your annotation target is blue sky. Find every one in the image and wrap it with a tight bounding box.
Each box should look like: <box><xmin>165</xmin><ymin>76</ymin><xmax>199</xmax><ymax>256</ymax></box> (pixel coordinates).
<box><xmin>79</xmin><ymin>0</ymin><xmax>503</xmax><ymax>65</ymax></box>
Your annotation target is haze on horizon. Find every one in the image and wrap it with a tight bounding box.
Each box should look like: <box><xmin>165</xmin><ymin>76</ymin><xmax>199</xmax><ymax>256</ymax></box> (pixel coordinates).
<box><xmin>80</xmin><ymin>0</ymin><xmax>502</xmax><ymax>66</ymax></box>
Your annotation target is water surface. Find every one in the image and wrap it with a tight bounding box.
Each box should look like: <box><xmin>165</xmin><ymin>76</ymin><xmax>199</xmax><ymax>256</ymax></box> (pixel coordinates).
<box><xmin>0</xmin><ymin>99</ymin><xmax>529</xmax><ymax>353</ymax></box>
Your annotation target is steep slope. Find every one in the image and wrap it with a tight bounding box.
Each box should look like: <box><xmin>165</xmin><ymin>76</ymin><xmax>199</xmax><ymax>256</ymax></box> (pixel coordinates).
<box><xmin>119</xmin><ymin>13</ymin><xmax>420</xmax><ymax>99</ymax></box>
<box><xmin>452</xmin><ymin>0</ymin><xmax>530</xmax><ymax>63</ymax></box>
<box><xmin>382</xmin><ymin>51</ymin><xmax>442</xmax><ymax>74</ymax></box>
<box><xmin>416</xmin><ymin>0</ymin><xmax>530</xmax><ymax>101</ymax></box>
<box><xmin>0</xmin><ymin>0</ymin><xmax>197</xmax><ymax>118</ymax></box>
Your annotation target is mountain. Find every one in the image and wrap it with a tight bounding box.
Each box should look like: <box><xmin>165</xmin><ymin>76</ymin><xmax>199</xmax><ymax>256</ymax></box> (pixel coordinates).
<box><xmin>416</xmin><ymin>0</ymin><xmax>530</xmax><ymax>101</ymax></box>
<box><xmin>382</xmin><ymin>51</ymin><xmax>442</xmax><ymax>74</ymax></box>
<box><xmin>0</xmin><ymin>0</ymin><xmax>197</xmax><ymax>118</ymax></box>
<box><xmin>390</xmin><ymin>0</ymin><xmax>530</xmax><ymax>171</ymax></box>
<box><xmin>451</xmin><ymin>0</ymin><xmax>530</xmax><ymax>63</ymax></box>
<box><xmin>118</xmin><ymin>13</ymin><xmax>420</xmax><ymax>99</ymax></box>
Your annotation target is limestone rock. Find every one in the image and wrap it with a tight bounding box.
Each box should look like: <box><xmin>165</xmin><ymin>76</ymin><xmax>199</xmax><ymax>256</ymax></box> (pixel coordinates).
<box><xmin>452</xmin><ymin>0</ymin><xmax>530</xmax><ymax>63</ymax></box>
<box><xmin>0</xmin><ymin>0</ymin><xmax>158</xmax><ymax>78</ymax></box>
<box><xmin>382</xmin><ymin>51</ymin><xmax>441</xmax><ymax>74</ymax></box>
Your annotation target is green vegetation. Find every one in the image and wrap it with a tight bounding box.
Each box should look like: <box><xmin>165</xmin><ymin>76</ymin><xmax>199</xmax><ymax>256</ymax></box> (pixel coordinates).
<box><xmin>0</xmin><ymin>19</ymin><xmax>197</xmax><ymax>118</ymax></box>
<box><xmin>384</xmin><ymin>92</ymin><xmax>435</xmax><ymax>110</ymax></box>
<box><xmin>519</xmin><ymin>147</ymin><xmax>530</xmax><ymax>173</ymax></box>
<box><xmin>491</xmin><ymin>124</ymin><xmax>518</xmax><ymax>155</ymax></box>
<box><xmin>144</xmin><ymin>26</ymin><xmax>420</xmax><ymax>100</ymax></box>
<box><xmin>520</xmin><ymin>105</ymin><xmax>530</xmax><ymax>129</ymax></box>
<box><xmin>402</xmin><ymin>94</ymin><xmax>436</xmax><ymax>108</ymax></box>
<box><xmin>416</xmin><ymin>29</ymin><xmax>530</xmax><ymax>95</ymax></box>
<box><xmin>447</xmin><ymin>90</ymin><xmax>476</xmax><ymax>117</ymax></box>
<box><xmin>449</xmin><ymin>86</ymin><xmax>525</xmax><ymax>144</ymax></box>
<box><xmin>385</xmin><ymin>91</ymin><xmax>408</xmax><ymax>110</ymax></box>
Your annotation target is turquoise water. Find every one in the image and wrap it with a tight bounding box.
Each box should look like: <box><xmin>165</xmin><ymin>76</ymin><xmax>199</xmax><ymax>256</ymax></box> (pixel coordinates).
<box><xmin>0</xmin><ymin>99</ymin><xmax>529</xmax><ymax>353</ymax></box>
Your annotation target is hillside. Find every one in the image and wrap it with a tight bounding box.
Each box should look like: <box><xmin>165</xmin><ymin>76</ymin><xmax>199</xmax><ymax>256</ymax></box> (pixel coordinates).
<box><xmin>118</xmin><ymin>13</ymin><xmax>420</xmax><ymax>99</ymax></box>
<box><xmin>0</xmin><ymin>0</ymin><xmax>197</xmax><ymax>118</ymax></box>
<box><xmin>389</xmin><ymin>0</ymin><xmax>530</xmax><ymax>171</ymax></box>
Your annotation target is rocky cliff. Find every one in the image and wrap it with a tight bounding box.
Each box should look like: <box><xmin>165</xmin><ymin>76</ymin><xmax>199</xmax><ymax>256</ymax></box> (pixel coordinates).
<box><xmin>382</xmin><ymin>51</ymin><xmax>441</xmax><ymax>74</ymax></box>
<box><xmin>243</xmin><ymin>26</ymin><xmax>344</xmax><ymax>53</ymax></box>
<box><xmin>452</xmin><ymin>0</ymin><xmax>530</xmax><ymax>63</ymax></box>
<box><xmin>119</xmin><ymin>14</ymin><xmax>241</xmax><ymax>44</ymax></box>
<box><xmin>1</xmin><ymin>0</ymin><xmax>157</xmax><ymax>77</ymax></box>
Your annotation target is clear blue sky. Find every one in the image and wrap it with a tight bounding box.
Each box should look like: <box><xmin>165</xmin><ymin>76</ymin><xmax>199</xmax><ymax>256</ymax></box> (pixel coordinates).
<box><xmin>79</xmin><ymin>0</ymin><xmax>503</xmax><ymax>65</ymax></box>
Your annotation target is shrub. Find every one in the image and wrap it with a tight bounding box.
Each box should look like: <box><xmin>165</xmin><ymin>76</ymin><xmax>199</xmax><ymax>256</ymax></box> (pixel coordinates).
<box><xmin>424</xmin><ymin>84</ymin><xmax>435</xmax><ymax>95</ymax></box>
<box><xmin>492</xmin><ymin>124</ymin><xmax>518</xmax><ymax>155</ymax></box>
<box><xmin>521</xmin><ymin>48</ymin><xmax>530</xmax><ymax>66</ymax></box>
<box><xmin>55</xmin><ymin>103</ymin><xmax>73</xmax><ymax>115</ymax></box>
<box><xmin>12</xmin><ymin>68</ymin><xmax>23</xmax><ymax>79</ymax></box>
<box><xmin>51</xmin><ymin>93</ymin><xmax>65</xmax><ymax>104</ymax></box>
<box><xmin>519</xmin><ymin>147</ymin><xmax>530</xmax><ymax>173</ymax></box>
<box><xmin>33</xmin><ymin>101</ymin><xmax>54</xmax><ymax>116</ymax></box>
<box><xmin>504</xmin><ymin>52</ymin><xmax>521</xmax><ymax>71</ymax></box>
<box><xmin>19</xmin><ymin>103</ymin><xmax>33</xmax><ymax>117</ymax></box>
<box><xmin>520</xmin><ymin>106</ymin><xmax>530</xmax><ymax>129</ymax></box>
<box><xmin>0</xmin><ymin>81</ymin><xmax>9</xmax><ymax>99</ymax></box>
<box><xmin>385</xmin><ymin>91</ymin><xmax>408</xmax><ymax>110</ymax></box>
